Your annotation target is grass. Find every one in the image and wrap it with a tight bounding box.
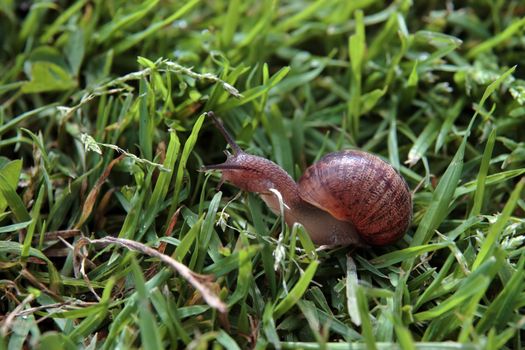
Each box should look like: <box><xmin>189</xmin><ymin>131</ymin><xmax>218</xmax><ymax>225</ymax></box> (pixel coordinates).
<box><xmin>1</xmin><ymin>0</ymin><xmax>525</xmax><ymax>349</ymax></box>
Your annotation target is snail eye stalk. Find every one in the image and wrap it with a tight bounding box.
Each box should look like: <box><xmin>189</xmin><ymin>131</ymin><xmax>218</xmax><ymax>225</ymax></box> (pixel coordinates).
<box><xmin>207</xmin><ymin>111</ymin><xmax>243</xmax><ymax>155</ymax></box>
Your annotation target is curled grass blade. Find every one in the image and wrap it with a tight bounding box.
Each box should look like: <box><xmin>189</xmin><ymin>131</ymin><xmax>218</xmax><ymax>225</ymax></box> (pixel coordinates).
<box><xmin>77</xmin><ymin>236</ymin><xmax>227</xmax><ymax>313</ymax></box>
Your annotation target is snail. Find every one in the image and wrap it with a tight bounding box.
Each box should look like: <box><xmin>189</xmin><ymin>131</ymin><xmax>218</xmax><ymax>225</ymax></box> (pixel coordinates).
<box><xmin>203</xmin><ymin>112</ymin><xmax>412</xmax><ymax>246</ymax></box>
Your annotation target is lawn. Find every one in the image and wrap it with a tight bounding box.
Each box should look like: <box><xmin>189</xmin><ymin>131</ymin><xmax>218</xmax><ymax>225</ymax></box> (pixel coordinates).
<box><xmin>1</xmin><ymin>1</ymin><xmax>525</xmax><ymax>349</ymax></box>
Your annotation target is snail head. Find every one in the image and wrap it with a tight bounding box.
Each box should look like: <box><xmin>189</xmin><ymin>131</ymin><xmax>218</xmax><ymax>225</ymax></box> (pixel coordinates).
<box><xmin>201</xmin><ymin>112</ymin><xmax>274</xmax><ymax>193</ymax></box>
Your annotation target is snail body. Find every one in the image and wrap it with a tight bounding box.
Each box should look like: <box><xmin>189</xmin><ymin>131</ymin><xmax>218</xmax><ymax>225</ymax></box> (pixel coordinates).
<box><xmin>204</xmin><ymin>112</ymin><xmax>412</xmax><ymax>246</ymax></box>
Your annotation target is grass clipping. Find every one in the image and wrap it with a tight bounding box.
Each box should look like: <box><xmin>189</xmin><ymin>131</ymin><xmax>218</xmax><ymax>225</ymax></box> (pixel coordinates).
<box><xmin>75</xmin><ymin>236</ymin><xmax>227</xmax><ymax>314</ymax></box>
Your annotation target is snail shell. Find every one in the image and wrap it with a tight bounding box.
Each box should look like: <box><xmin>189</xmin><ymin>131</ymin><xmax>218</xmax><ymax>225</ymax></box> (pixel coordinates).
<box><xmin>298</xmin><ymin>150</ymin><xmax>412</xmax><ymax>245</ymax></box>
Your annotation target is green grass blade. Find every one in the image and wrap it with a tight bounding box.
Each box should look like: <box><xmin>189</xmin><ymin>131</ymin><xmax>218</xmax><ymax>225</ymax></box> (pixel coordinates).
<box><xmin>356</xmin><ymin>286</ymin><xmax>377</xmax><ymax>350</ymax></box>
<box><xmin>262</xmin><ymin>303</ymin><xmax>279</xmax><ymax>348</ymax></box>
<box><xmin>102</xmin><ymin>270</ymin><xmax>171</xmax><ymax>350</ymax></box>
<box><xmin>388</xmin><ymin>102</ymin><xmax>400</xmax><ymax>170</ymax></box>
<box><xmin>348</xmin><ymin>10</ymin><xmax>365</xmax><ymax>137</ymax></box>
<box><xmin>472</xmin><ymin>178</ymin><xmax>524</xmax><ymax>270</ymax></box>
<box><xmin>408</xmin><ymin>130</ymin><xmax>467</xmax><ymax>249</ymax></box>
<box><xmin>345</xmin><ymin>256</ymin><xmax>361</xmax><ymax>326</ymax></box>
<box><xmin>0</xmin><ymin>104</ymin><xmax>57</xmax><ymax>137</ymax></box>
<box><xmin>217</xmin><ymin>330</ymin><xmax>242</xmax><ymax>350</ymax></box>
<box><xmin>21</xmin><ymin>184</ymin><xmax>45</xmax><ymax>259</ymax></box>
<box><xmin>435</xmin><ymin>99</ymin><xmax>464</xmax><ymax>152</ymax></box>
<box><xmin>149</xmin><ymin>289</ymin><xmax>179</xmax><ymax>344</ymax></box>
<box><xmin>0</xmin><ymin>220</ymin><xmax>32</xmax><ymax>234</ymax></box>
<box><xmin>227</xmin><ymin>241</ymin><xmax>254</xmax><ymax>307</ymax></box>
<box><xmin>220</xmin><ymin>0</ymin><xmax>241</xmax><ymax>48</ymax></box>
<box><xmin>216</xmin><ymin>66</ymin><xmax>290</xmax><ymax>112</ymax></box>
<box><xmin>414</xmin><ymin>255</ymin><xmax>454</xmax><ymax>310</ymax></box>
<box><xmin>415</xmin><ymin>254</ymin><xmax>500</xmax><ymax>322</ymax></box>
<box><xmin>409</xmin><ymin>65</ymin><xmax>515</xmax><ymax>251</ymax></box>
<box><xmin>95</xmin><ymin>0</ymin><xmax>159</xmax><ymax>44</ymax></box>
<box><xmin>170</xmin><ymin>113</ymin><xmax>205</xmax><ymax>213</ymax></box>
<box><xmin>276</xmin><ymin>0</ymin><xmax>326</xmax><ymax>32</ymax></box>
<box><xmin>474</xmin><ymin>66</ymin><xmax>516</xmax><ymax>119</ymax></box>
<box><xmin>0</xmin><ymin>159</ymin><xmax>22</xmax><ymax>214</ymax></box>
<box><xmin>196</xmin><ymin>191</ymin><xmax>222</xmax><ymax>270</ymax></box>
<box><xmin>68</xmin><ymin>278</ymin><xmax>115</xmax><ymax>341</ymax></box>
<box><xmin>372</xmin><ymin>243</ymin><xmax>449</xmax><ymax>268</ymax></box>
<box><xmin>147</xmin><ymin>131</ymin><xmax>180</xmax><ymax>208</ymax></box>
<box><xmin>455</xmin><ymin>169</ymin><xmax>525</xmax><ymax>198</ymax></box>
<box><xmin>40</xmin><ymin>0</ymin><xmax>89</xmax><ymax>43</ymax></box>
<box><xmin>130</xmin><ymin>258</ymin><xmax>163</xmax><ymax>350</ymax></box>
<box><xmin>274</xmin><ymin>260</ymin><xmax>319</xmax><ymax>319</ymax></box>
<box><xmin>174</xmin><ymin>216</ymin><xmax>203</xmax><ymax>261</ymax></box>
<box><xmin>470</xmin><ymin>128</ymin><xmax>497</xmax><ymax>216</ymax></box>
<box><xmin>394</xmin><ymin>323</ymin><xmax>416</xmax><ymax>350</ymax></box>
<box><xmin>138</xmin><ymin>77</ymin><xmax>153</xmax><ymax>159</ymax></box>
<box><xmin>467</xmin><ymin>18</ymin><xmax>525</xmax><ymax>58</ymax></box>
<box><xmin>0</xmin><ymin>172</ymin><xmax>31</xmax><ymax>222</ymax></box>
<box><xmin>248</xmin><ymin>193</ymin><xmax>277</xmax><ymax>297</ymax></box>
<box><xmin>476</xmin><ymin>253</ymin><xmax>525</xmax><ymax>333</ymax></box>
<box><xmin>112</xmin><ymin>0</ymin><xmax>200</xmax><ymax>54</ymax></box>
<box><xmin>406</xmin><ymin>118</ymin><xmax>439</xmax><ymax>166</ymax></box>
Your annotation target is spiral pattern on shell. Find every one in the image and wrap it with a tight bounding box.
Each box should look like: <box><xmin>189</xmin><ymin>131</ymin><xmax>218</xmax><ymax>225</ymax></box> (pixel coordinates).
<box><xmin>298</xmin><ymin>150</ymin><xmax>412</xmax><ymax>245</ymax></box>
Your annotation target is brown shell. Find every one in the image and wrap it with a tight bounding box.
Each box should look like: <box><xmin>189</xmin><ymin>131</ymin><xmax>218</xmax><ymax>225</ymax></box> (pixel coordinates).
<box><xmin>298</xmin><ymin>150</ymin><xmax>412</xmax><ymax>245</ymax></box>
